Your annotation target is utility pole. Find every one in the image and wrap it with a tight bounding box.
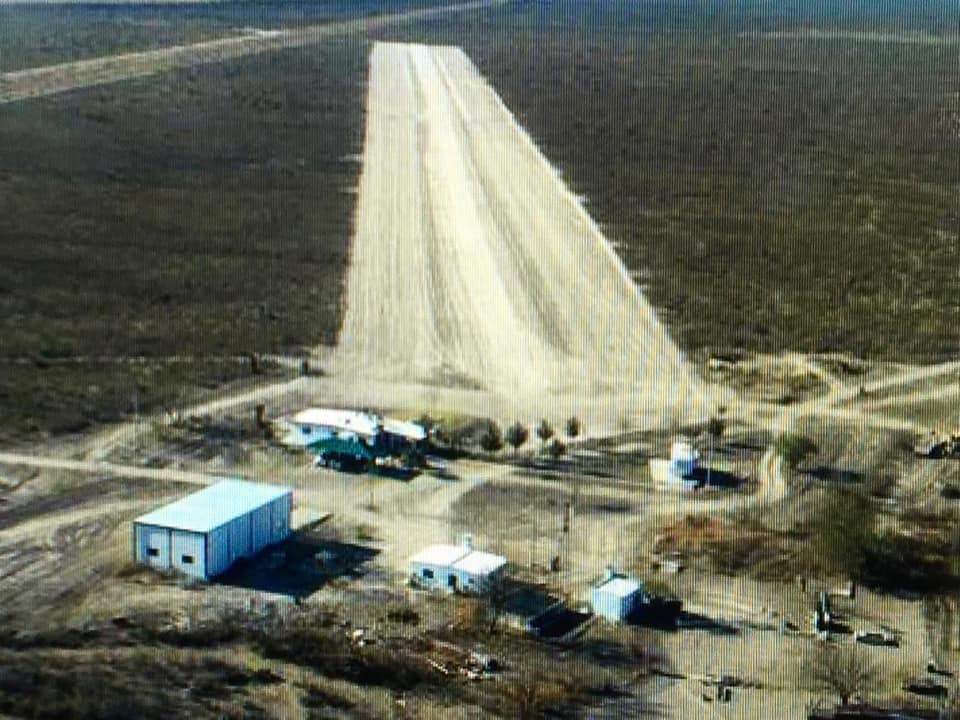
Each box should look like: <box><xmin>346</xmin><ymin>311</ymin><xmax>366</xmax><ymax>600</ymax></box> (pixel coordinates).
<box><xmin>133</xmin><ymin>386</ymin><xmax>140</xmax><ymax>452</ymax></box>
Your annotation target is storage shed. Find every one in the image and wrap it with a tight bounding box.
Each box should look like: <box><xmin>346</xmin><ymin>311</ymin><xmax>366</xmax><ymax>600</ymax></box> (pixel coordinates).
<box><xmin>590</xmin><ymin>569</ymin><xmax>649</xmax><ymax>622</ymax></box>
<box><xmin>409</xmin><ymin>535</ymin><xmax>507</xmax><ymax>594</ymax></box>
<box><xmin>669</xmin><ymin>439</ymin><xmax>699</xmax><ymax>479</ymax></box>
<box><xmin>132</xmin><ymin>480</ymin><xmax>293</xmax><ymax>580</ymax></box>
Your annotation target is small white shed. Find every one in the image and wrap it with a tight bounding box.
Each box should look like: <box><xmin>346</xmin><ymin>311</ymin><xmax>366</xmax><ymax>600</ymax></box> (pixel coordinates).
<box><xmin>132</xmin><ymin>480</ymin><xmax>292</xmax><ymax>580</ymax></box>
<box><xmin>590</xmin><ymin>570</ymin><xmax>649</xmax><ymax>622</ymax></box>
<box><xmin>409</xmin><ymin>536</ymin><xmax>507</xmax><ymax>594</ymax></box>
<box><xmin>669</xmin><ymin>439</ymin><xmax>699</xmax><ymax>479</ymax></box>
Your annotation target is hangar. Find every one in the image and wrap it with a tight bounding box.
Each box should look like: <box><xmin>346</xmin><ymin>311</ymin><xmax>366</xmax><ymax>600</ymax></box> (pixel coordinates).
<box><xmin>132</xmin><ymin>480</ymin><xmax>293</xmax><ymax>580</ymax></box>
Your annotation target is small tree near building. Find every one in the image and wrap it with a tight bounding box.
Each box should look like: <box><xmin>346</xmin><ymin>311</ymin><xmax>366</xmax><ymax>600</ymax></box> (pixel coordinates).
<box><xmin>484</xmin><ymin>571</ymin><xmax>511</xmax><ymax>634</ymax></box>
<box><xmin>775</xmin><ymin>432</ymin><xmax>818</xmax><ymax>470</ymax></box>
<box><xmin>705</xmin><ymin>413</ymin><xmax>726</xmax><ymax>485</ymax></box>
<box><xmin>813</xmin><ymin>488</ymin><xmax>878</xmax><ymax>581</ymax></box>
<box><xmin>479</xmin><ymin>421</ymin><xmax>504</xmax><ymax>454</ymax></box>
<box><xmin>505</xmin><ymin>422</ymin><xmax>529</xmax><ymax>454</ymax></box>
<box><xmin>536</xmin><ymin>419</ymin><xmax>554</xmax><ymax>449</ymax></box>
<box><xmin>548</xmin><ymin>438</ymin><xmax>566</xmax><ymax>460</ymax></box>
<box><xmin>804</xmin><ymin>645</ymin><xmax>878</xmax><ymax>706</ymax></box>
<box><xmin>707</xmin><ymin>415</ymin><xmax>725</xmax><ymax>445</ymax></box>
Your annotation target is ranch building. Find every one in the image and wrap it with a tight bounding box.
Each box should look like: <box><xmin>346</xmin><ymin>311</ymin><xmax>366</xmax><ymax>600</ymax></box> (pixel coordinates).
<box><xmin>409</xmin><ymin>535</ymin><xmax>507</xmax><ymax>594</ymax></box>
<box><xmin>590</xmin><ymin>569</ymin><xmax>650</xmax><ymax>622</ymax></box>
<box><xmin>284</xmin><ymin>408</ymin><xmax>427</xmax><ymax>469</ymax></box>
<box><xmin>132</xmin><ymin>480</ymin><xmax>293</xmax><ymax>580</ymax></box>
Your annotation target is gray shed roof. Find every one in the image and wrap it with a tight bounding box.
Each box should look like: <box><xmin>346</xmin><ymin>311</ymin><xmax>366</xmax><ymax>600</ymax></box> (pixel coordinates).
<box><xmin>134</xmin><ymin>480</ymin><xmax>292</xmax><ymax>534</ymax></box>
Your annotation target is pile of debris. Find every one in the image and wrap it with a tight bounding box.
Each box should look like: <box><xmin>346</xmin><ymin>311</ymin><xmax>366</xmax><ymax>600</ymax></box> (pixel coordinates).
<box><xmin>423</xmin><ymin>640</ymin><xmax>501</xmax><ymax>681</ymax></box>
<box><xmin>913</xmin><ymin>431</ymin><xmax>960</xmax><ymax>459</ymax></box>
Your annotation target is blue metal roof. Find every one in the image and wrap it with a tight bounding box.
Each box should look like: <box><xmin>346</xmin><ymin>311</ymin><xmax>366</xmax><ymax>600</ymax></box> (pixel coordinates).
<box><xmin>134</xmin><ymin>480</ymin><xmax>292</xmax><ymax>534</ymax></box>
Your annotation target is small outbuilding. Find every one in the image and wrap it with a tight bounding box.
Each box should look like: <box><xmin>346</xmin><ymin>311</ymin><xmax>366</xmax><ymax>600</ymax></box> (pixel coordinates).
<box><xmin>132</xmin><ymin>480</ymin><xmax>293</xmax><ymax>580</ymax></box>
<box><xmin>409</xmin><ymin>535</ymin><xmax>507</xmax><ymax>594</ymax></box>
<box><xmin>590</xmin><ymin>569</ymin><xmax>649</xmax><ymax>622</ymax></box>
<box><xmin>669</xmin><ymin>439</ymin><xmax>699</xmax><ymax>478</ymax></box>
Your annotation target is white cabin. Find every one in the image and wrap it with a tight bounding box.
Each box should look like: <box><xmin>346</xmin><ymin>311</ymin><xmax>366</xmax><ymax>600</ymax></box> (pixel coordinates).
<box><xmin>409</xmin><ymin>535</ymin><xmax>507</xmax><ymax>594</ymax></box>
<box><xmin>590</xmin><ymin>568</ymin><xmax>649</xmax><ymax>622</ymax></box>
<box><xmin>669</xmin><ymin>439</ymin><xmax>699</xmax><ymax>479</ymax></box>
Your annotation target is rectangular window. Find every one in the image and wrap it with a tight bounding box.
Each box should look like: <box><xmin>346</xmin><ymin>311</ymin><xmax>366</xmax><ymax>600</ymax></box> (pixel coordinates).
<box><xmin>422</xmin><ymin>568</ymin><xmax>434</xmax><ymax>579</ymax></box>
<box><xmin>147</xmin><ymin>548</ymin><xmax>159</xmax><ymax>558</ymax></box>
<box><xmin>181</xmin><ymin>554</ymin><xmax>194</xmax><ymax>564</ymax></box>
<box><xmin>301</xmin><ymin>426</ymin><xmax>311</xmax><ymax>435</ymax></box>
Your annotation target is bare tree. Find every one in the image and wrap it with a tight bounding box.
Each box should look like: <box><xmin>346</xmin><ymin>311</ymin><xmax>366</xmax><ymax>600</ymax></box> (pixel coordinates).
<box><xmin>483</xmin><ymin>571</ymin><xmax>511</xmax><ymax>634</ymax></box>
<box><xmin>705</xmin><ymin>411</ymin><xmax>726</xmax><ymax>485</ymax></box>
<box><xmin>804</xmin><ymin>645</ymin><xmax>878</xmax><ymax>706</ymax></box>
<box><xmin>500</xmin><ymin>675</ymin><xmax>564</xmax><ymax>720</ymax></box>
<box><xmin>565</xmin><ymin>416</ymin><xmax>582</xmax><ymax>440</ymax></box>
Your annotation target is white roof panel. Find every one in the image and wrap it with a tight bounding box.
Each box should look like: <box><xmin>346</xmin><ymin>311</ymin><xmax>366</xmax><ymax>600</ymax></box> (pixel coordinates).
<box><xmin>409</xmin><ymin>544</ymin><xmax>469</xmax><ymax>567</ymax></box>
<box><xmin>382</xmin><ymin>417</ymin><xmax>427</xmax><ymax>441</ymax></box>
<box><xmin>292</xmin><ymin>408</ymin><xmax>380</xmax><ymax>437</ymax></box>
<box><xmin>134</xmin><ymin>480</ymin><xmax>292</xmax><ymax>534</ymax></box>
<box><xmin>595</xmin><ymin>576</ymin><xmax>644</xmax><ymax>599</ymax></box>
<box><xmin>452</xmin><ymin>549</ymin><xmax>507</xmax><ymax>576</ymax></box>
<box><xmin>291</xmin><ymin>408</ymin><xmax>426</xmax><ymax>442</ymax></box>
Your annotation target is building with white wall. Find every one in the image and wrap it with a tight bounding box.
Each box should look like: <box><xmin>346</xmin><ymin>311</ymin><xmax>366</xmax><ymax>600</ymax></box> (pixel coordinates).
<box><xmin>590</xmin><ymin>569</ymin><xmax>649</xmax><ymax>622</ymax></box>
<box><xmin>132</xmin><ymin>480</ymin><xmax>292</xmax><ymax>580</ymax></box>
<box><xmin>282</xmin><ymin>408</ymin><xmax>427</xmax><ymax>466</ymax></box>
<box><xmin>409</xmin><ymin>535</ymin><xmax>507</xmax><ymax>594</ymax></box>
<box><xmin>669</xmin><ymin>439</ymin><xmax>699</xmax><ymax>478</ymax></box>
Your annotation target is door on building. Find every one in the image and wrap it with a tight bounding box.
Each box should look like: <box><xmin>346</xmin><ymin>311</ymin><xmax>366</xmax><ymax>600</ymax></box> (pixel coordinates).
<box><xmin>139</xmin><ymin>525</ymin><xmax>170</xmax><ymax>569</ymax></box>
<box><xmin>447</xmin><ymin>574</ymin><xmax>458</xmax><ymax>591</ymax></box>
<box><xmin>171</xmin><ymin>531</ymin><xmax>206</xmax><ymax>579</ymax></box>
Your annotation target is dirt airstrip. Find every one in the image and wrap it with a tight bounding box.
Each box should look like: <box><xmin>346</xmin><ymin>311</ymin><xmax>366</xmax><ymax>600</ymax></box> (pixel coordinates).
<box><xmin>333</xmin><ymin>42</ymin><xmax>711</xmax><ymax>429</ymax></box>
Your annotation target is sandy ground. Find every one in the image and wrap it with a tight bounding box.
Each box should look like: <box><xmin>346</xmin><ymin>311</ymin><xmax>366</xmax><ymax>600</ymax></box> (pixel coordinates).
<box><xmin>0</xmin><ymin>1</ymin><xmax>503</xmax><ymax>104</ymax></box>
<box><xmin>0</xmin><ymin>451</ymin><xmax>220</xmax><ymax>485</ymax></box>
<box><xmin>330</xmin><ymin>42</ymin><xmax>711</xmax><ymax>432</ymax></box>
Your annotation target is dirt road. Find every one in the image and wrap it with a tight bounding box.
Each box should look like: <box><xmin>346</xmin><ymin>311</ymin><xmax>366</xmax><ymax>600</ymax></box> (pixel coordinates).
<box><xmin>333</xmin><ymin>43</ymin><xmax>706</xmax><ymax>424</ymax></box>
<box><xmin>0</xmin><ymin>451</ymin><xmax>224</xmax><ymax>485</ymax></box>
<box><xmin>0</xmin><ymin>1</ymin><xmax>503</xmax><ymax>104</ymax></box>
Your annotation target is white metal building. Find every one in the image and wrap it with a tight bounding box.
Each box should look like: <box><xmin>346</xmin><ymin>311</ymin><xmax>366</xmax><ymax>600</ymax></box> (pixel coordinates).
<box><xmin>409</xmin><ymin>535</ymin><xmax>507</xmax><ymax>594</ymax></box>
<box><xmin>590</xmin><ymin>569</ymin><xmax>649</xmax><ymax>622</ymax></box>
<box><xmin>132</xmin><ymin>480</ymin><xmax>293</xmax><ymax>580</ymax></box>
<box><xmin>282</xmin><ymin>408</ymin><xmax>427</xmax><ymax>450</ymax></box>
<box><xmin>669</xmin><ymin>439</ymin><xmax>699</xmax><ymax>479</ymax></box>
